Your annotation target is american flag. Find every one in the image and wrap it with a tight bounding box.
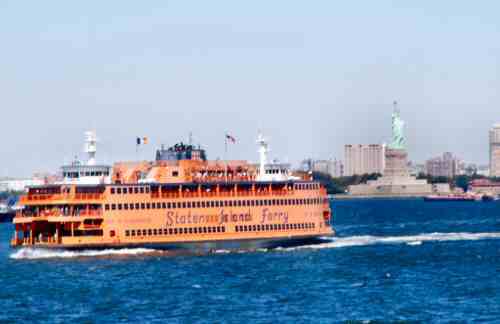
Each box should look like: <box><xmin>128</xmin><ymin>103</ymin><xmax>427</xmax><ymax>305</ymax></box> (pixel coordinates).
<box><xmin>225</xmin><ymin>134</ymin><xmax>236</xmax><ymax>144</ymax></box>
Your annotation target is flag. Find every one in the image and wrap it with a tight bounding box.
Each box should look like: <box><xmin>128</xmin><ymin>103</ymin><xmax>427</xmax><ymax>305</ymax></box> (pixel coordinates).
<box><xmin>136</xmin><ymin>137</ymin><xmax>149</xmax><ymax>145</ymax></box>
<box><xmin>226</xmin><ymin>134</ymin><xmax>236</xmax><ymax>144</ymax></box>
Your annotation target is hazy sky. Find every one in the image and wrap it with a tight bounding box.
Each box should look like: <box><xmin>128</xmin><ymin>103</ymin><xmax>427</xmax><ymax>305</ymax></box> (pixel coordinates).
<box><xmin>2</xmin><ymin>1</ymin><xmax>500</xmax><ymax>177</ymax></box>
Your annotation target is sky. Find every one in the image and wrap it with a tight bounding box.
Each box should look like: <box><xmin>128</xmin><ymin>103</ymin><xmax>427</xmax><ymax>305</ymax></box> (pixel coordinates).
<box><xmin>1</xmin><ymin>1</ymin><xmax>500</xmax><ymax>177</ymax></box>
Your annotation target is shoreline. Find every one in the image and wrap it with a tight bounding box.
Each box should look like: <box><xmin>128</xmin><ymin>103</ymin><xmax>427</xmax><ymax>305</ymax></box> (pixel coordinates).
<box><xmin>331</xmin><ymin>194</ymin><xmax>426</xmax><ymax>200</ymax></box>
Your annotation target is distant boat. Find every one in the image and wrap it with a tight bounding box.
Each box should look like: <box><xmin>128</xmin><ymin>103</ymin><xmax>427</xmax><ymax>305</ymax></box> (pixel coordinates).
<box><xmin>424</xmin><ymin>194</ymin><xmax>479</xmax><ymax>202</ymax></box>
<box><xmin>481</xmin><ymin>193</ymin><xmax>499</xmax><ymax>202</ymax></box>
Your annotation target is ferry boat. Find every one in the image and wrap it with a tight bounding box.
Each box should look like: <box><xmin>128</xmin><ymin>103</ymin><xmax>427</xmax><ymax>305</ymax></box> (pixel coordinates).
<box><xmin>10</xmin><ymin>132</ymin><xmax>334</xmax><ymax>251</ymax></box>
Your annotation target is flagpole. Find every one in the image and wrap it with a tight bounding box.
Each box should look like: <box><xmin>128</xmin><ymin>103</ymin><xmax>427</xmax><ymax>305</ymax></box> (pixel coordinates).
<box><xmin>224</xmin><ymin>134</ymin><xmax>228</xmax><ymax>182</ymax></box>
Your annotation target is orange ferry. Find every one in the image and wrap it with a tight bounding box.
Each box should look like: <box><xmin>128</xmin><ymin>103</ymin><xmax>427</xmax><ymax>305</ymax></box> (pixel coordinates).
<box><xmin>11</xmin><ymin>132</ymin><xmax>334</xmax><ymax>251</ymax></box>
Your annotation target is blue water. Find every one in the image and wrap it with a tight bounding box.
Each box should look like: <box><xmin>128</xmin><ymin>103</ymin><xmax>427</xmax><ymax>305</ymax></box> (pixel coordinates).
<box><xmin>1</xmin><ymin>199</ymin><xmax>500</xmax><ymax>323</ymax></box>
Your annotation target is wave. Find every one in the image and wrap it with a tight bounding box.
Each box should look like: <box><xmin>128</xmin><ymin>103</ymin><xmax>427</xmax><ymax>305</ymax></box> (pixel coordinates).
<box><xmin>283</xmin><ymin>232</ymin><xmax>500</xmax><ymax>251</ymax></box>
<box><xmin>10</xmin><ymin>247</ymin><xmax>158</xmax><ymax>260</ymax></box>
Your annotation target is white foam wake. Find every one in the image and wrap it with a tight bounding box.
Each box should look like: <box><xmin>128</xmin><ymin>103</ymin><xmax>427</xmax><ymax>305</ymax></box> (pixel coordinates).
<box><xmin>10</xmin><ymin>248</ymin><xmax>158</xmax><ymax>260</ymax></box>
<box><xmin>285</xmin><ymin>232</ymin><xmax>500</xmax><ymax>251</ymax></box>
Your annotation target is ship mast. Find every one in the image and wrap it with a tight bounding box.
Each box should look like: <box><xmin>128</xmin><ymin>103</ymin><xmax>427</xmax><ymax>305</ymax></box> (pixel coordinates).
<box><xmin>84</xmin><ymin>130</ymin><xmax>97</xmax><ymax>166</ymax></box>
<box><xmin>257</xmin><ymin>132</ymin><xmax>269</xmax><ymax>180</ymax></box>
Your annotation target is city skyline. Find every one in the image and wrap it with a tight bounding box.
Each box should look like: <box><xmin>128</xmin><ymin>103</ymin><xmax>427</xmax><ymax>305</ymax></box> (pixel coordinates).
<box><xmin>2</xmin><ymin>2</ymin><xmax>500</xmax><ymax>176</ymax></box>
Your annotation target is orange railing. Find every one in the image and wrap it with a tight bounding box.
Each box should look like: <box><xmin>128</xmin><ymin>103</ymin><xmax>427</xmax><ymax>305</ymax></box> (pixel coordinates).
<box><xmin>21</xmin><ymin>193</ymin><xmax>104</xmax><ymax>203</ymax></box>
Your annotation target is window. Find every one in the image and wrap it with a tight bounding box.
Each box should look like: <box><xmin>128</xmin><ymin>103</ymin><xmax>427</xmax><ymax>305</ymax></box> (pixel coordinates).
<box><xmin>162</xmin><ymin>202</ymin><xmax>166</xmax><ymax>209</ymax></box>
<box><xmin>151</xmin><ymin>203</ymin><xmax>156</xmax><ymax>209</ymax></box>
<box><xmin>153</xmin><ymin>229</ymin><xmax>157</xmax><ymax>235</ymax></box>
<box><xmin>111</xmin><ymin>188</ymin><xmax>115</xmax><ymax>194</ymax></box>
<box><xmin>252</xmin><ymin>225</ymin><xmax>257</xmax><ymax>231</ymax></box>
<box><xmin>141</xmin><ymin>203</ymin><xmax>145</xmax><ymax>209</ymax></box>
<box><xmin>125</xmin><ymin>230</ymin><xmax>130</xmax><ymax>236</ymax></box>
<box><xmin>123</xmin><ymin>188</ymin><xmax>127</xmax><ymax>194</ymax></box>
<box><xmin>134</xmin><ymin>187</ymin><xmax>139</xmax><ymax>194</ymax></box>
<box><xmin>169</xmin><ymin>228</ymin><xmax>173</xmax><ymax>235</ymax></box>
<box><xmin>207</xmin><ymin>227</ymin><xmax>212</xmax><ymax>233</ymax></box>
<box><xmin>222</xmin><ymin>227</ymin><xmax>226</xmax><ymax>233</ymax></box>
<box><xmin>203</xmin><ymin>227</ymin><xmax>207</xmax><ymax>233</ymax></box>
<box><xmin>124</xmin><ymin>204</ymin><xmax>128</xmax><ymax>210</ymax></box>
<box><xmin>196</xmin><ymin>201</ymin><xmax>201</xmax><ymax>208</ymax></box>
<box><xmin>210</xmin><ymin>201</ymin><xmax>215</xmax><ymax>208</ymax></box>
<box><xmin>111</xmin><ymin>204</ymin><xmax>116</xmax><ymax>210</ymax></box>
<box><xmin>131</xmin><ymin>230</ymin><xmax>136</xmax><ymax>236</ymax></box>
<box><xmin>145</xmin><ymin>187</ymin><xmax>150</xmax><ymax>193</ymax></box>
<box><xmin>174</xmin><ymin>228</ymin><xmax>178</xmax><ymax>235</ymax></box>
<box><xmin>146</xmin><ymin>203</ymin><xmax>151</xmax><ymax>209</ymax></box>
<box><xmin>187</xmin><ymin>202</ymin><xmax>191</xmax><ymax>208</ymax></box>
<box><xmin>193</xmin><ymin>227</ymin><xmax>198</xmax><ymax>234</ymax></box>
<box><xmin>130</xmin><ymin>204</ymin><xmax>134</xmax><ymax>210</ymax></box>
<box><xmin>201</xmin><ymin>201</ymin><xmax>206</xmax><ymax>208</ymax></box>
<box><xmin>135</xmin><ymin>203</ymin><xmax>140</xmax><ymax>209</ymax></box>
<box><xmin>140</xmin><ymin>187</ymin><xmax>144</xmax><ymax>194</ymax></box>
<box><xmin>228</xmin><ymin>201</ymin><xmax>233</xmax><ymax>207</ymax></box>
<box><xmin>172</xmin><ymin>171</ymin><xmax>179</xmax><ymax>177</ymax></box>
<box><xmin>142</xmin><ymin>229</ymin><xmax>147</xmax><ymax>236</ymax></box>
<box><xmin>117</xmin><ymin>188</ymin><xmax>122</xmax><ymax>194</ymax></box>
<box><xmin>189</xmin><ymin>228</ymin><xmax>193</xmax><ymax>234</ymax></box>
<box><xmin>105</xmin><ymin>204</ymin><xmax>110</xmax><ymax>210</ymax></box>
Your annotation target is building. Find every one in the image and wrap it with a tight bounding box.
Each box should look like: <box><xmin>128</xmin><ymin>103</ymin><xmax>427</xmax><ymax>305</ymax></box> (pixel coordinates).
<box><xmin>344</xmin><ymin>144</ymin><xmax>385</xmax><ymax>176</ymax></box>
<box><xmin>311</xmin><ymin>159</ymin><xmax>344</xmax><ymax>178</ymax></box>
<box><xmin>425</xmin><ymin>152</ymin><xmax>460</xmax><ymax>178</ymax></box>
<box><xmin>469</xmin><ymin>179</ymin><xmax>500</xmax><ymax>195</ymax></box>
<box><xmin>490</xmin><ymin>124</ymin><xmax>500</xmax><ymax>177</ymax></box>
<box><xmin>0</xmin><ymin>177</ymin><xmax>44</xmax><ymax>192</ymax></box>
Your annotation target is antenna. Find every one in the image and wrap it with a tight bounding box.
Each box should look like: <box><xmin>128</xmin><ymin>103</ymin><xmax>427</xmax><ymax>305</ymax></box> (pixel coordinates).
<box><xmin>189</xmin><ymin>132</ymin><xmax>193</xmax><ymax>146</ymax></box>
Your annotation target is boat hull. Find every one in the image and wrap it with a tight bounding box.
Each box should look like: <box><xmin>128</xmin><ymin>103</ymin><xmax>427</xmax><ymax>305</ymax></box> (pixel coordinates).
<box><xmin>11</xmin><ymin>233</ymin><xmax>334</xmax><ymax>252</ymax></box>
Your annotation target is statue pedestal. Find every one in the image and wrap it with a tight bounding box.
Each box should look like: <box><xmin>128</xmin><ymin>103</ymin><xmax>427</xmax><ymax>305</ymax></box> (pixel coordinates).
<box><xmin>348</xmin><ymin>147</ymin><xmax>436</xmax><ymax>196</ymax></box>
<box><xmin>384</xmin><ymin>148</ymin><xmax>409</xmax><ymax>178</ymax></box>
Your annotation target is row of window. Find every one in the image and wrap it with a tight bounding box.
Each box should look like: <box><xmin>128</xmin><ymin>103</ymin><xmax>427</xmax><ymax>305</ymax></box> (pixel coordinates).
<box><xmin>105</xmin><ymin>198</ymin><xmax>327</xmax><ymax>211</ymax></box>
<box><xmin>110</xmin><ymin>183</ymin><xmax>320</xmax><ymax>195</ymax></box>
<box><xmin>125</xmin><ymin>226</ymin><xmax>226</xmax><ymax>237</ymax></box>
<box><xmin>235</xmin><ymin>223</ymin><xmax>315</xmax><ymax>232</ymax></box>
<box><xmin>111</xmin><ymin>187</ymin><xmax>150</xmax><ymax>195</ymax></box>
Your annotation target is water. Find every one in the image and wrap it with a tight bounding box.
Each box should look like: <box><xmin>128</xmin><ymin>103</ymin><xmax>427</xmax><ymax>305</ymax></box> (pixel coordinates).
<box><xmin>1</xmin><ymin>199</ymin><xmax>500</xmax><ymax>323</ymax></box>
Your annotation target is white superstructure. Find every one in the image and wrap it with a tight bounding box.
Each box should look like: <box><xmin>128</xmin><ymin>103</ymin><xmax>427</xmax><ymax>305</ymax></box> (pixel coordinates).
<box><xmin>60</xmin><ymin>131</ymin><xmax>111</xmax><ymax>185</ymax></box>
<box><xmin>255</xmin><ymin>132</ymin><xmax>296</xmax><ymax>182</ymax></box>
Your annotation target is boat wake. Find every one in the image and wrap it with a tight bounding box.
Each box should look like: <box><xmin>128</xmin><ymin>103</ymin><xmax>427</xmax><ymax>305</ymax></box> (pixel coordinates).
<box><xmin>282</xmin><ymin>232</ymin><xmax>500</xmax><ymax>251</ymax></box>
<box><xmin>10</xmin><ymin>232</ymin><xmax>500</xmax><ymax>259</ymax></box>
<box><xmin>10</xmin><ymin>247</ymin><xmax>159</xmax><ymax>260</ymax></box>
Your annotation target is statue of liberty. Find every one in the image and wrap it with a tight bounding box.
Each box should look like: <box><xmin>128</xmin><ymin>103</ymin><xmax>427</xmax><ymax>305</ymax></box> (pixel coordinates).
<box><xmin>390</xmin><ymin>101</ymin><xmax>405</xmax><ymax>150</ymax></box>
